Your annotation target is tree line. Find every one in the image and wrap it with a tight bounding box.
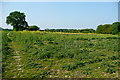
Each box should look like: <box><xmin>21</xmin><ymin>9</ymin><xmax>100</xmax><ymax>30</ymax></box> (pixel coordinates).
<box><xmin>96</xmin><ymin>22</ymin><xmax>120</xmax><ymax>35</ymax></box>
<box><xmin>4</xmin><ymin>11</ymin><xmax>120</xmax><ymax>35</ymax></box>
<box><xmin>45</xmin><ymin>29</ymin><xmax>95</xmax><ymax>33</ymax></box>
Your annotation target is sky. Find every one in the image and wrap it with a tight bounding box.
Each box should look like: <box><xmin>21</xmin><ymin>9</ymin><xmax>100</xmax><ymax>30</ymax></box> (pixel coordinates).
<box><xmin>1</xmin><ymin>0</ymin><xmax>119</xmax><ymax>2</ymax></box>
<box><xmin>1</xmin><ymin>2</ymin><xmax>118</xmax><ymax>30</ymax></box>
<box><xmin>118</xmin><ymin>1</ymin><xmax>120</xmax><ymax>22</ymax></box>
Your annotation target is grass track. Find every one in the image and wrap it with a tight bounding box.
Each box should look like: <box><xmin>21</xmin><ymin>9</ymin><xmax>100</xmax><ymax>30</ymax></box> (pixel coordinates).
<box><xmin>2</xmin><ymin>31</ymin><xmax>120</xmax><ymax>78</ymax></box>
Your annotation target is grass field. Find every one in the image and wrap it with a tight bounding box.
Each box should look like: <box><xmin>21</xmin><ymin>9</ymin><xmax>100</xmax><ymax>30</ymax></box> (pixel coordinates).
<box><xmin>2</xmin><ymin>31</ymin><xmax>120</xmax><ymax>78</ymax></box>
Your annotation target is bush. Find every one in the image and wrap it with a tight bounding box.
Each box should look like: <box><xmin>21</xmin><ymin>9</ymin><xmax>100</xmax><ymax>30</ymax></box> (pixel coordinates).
<box><xmin>80</xmin><ymin>29</ymin><xmax>95</xmax><ymax>33</ymax></box>
<box><xmin>28</xmin><ymin>25</ymin><xmax>40</xmax><ymax>31</ymax></box>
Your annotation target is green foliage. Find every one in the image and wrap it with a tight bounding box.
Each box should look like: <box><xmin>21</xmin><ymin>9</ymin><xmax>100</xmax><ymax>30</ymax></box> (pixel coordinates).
<box><xmin>45</xmin><ymin>29</ymin><xmax>81</xmax><ymax>33</ymax></box>
<box><xmin>112</xmin><ymin>22</ymin><xmax>120</xmax><ymax>34</ymax></box>
<box><xmin>2</xmin><ymin>31</ymin><xmax>12</xmax><ymax>61</ymax></box>
<box><xmin>28</xmin><ymin>25</ymin><xmax>40</xmax><ymax>31</ymax></box>
<box><xmin>31</xmin><ymin>70</ymin><xmax>49</xmax><ymax>78</ymax></box>
<box><xmin>75</xmin><ymin>61</ymin><xmax>85</xmax><ymax>67</ymax></box>
<box><xmin>106</xmin><ymin>37</ymin><xmax>120</xmax><ymax>39</ymax></box>
<box><xmin>54</xmin><ymin>52</ymin><xmax>65</xmax><ymax>59</ymax></box>
<box><xmin>81</xmin><ymin>67</ymin><xmax>92</xmax><ymax>75</ymax></box>
<box><xmin>6</xmin><ymin>11</ymin><xmax>28</xmax><ymax>31</ymax></box>
<box><xmin>96</xmin><ymin>25</ymin><xmax>104</xmax><ymax>33</ymax></box>
<box><xmin>45</xmin><ymin>29</ymin><xmax>95</xmax><ymax>33</ymax></box>
<box><xmin>2</xmin><ymin>31</ymin><xmax>13</xmax><ymax>76</ymax></box>
<box><xmin>96</xmin><ymin>22</ymin><xmax>120</xmax><ymax>34</ymax></box>
<box><xmin>37</xmin><ymin>52</ymin><xmax>53</xmax><ymax>59</ymax></box>
<box><xmin>2</xmin><ymin>31</ymin><xmax>119</xmax><ymax>78</ymax></box>
<box><xmin>96</xmin><ymin>24</ymin><xmax>112</xmax><ymax>34</ymax></box>
<box><xmin>25</xmin><ymin>63</ymin><xmax>43</xmax><ymax>68</ymax></box>
<box><xmin>80</xmin><ymin>29</ymin><xmax>95</xmax><ymax>33</ymax></box>
<box><xmin>104</xmin><ymin>68</ymin><xmax>117</xmax><ymax>74</ymax></box>
<box><xmin>82</xmin><ymin>71</ymin><xmax>91</xmax><ymax>75</ymax></box>
<box><xmin>62</xmin><ymin>64</ymin><xmax>77</xmax><ymax>71</ymax></box>
<box><xmin>62</xmin><ymin>61</ymin><xmax>85</xmax><ymax>71</ymax></box>
<box><xmin>33</xmin><ymin>40</ymin><xmax>43</xmax><ymax>45</ymax></box>
<box><xmin>108</xmin><ymin>55</ymin><xmax>119</xmax><ymax>60</ymax></box>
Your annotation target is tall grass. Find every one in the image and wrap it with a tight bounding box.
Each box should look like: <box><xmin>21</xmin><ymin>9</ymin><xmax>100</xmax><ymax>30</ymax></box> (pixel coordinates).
<box><xmin>2</xmin><ymin>31</ymin><xmax>119</xmax><ymax>78</ymax></box>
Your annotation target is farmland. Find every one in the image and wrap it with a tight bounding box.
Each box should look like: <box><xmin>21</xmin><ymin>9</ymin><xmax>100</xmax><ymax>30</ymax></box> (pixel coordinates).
<box><xmin>2</xmin><ymin>31</ymin><xmax>120</xmax><ymax>78</ymax></box>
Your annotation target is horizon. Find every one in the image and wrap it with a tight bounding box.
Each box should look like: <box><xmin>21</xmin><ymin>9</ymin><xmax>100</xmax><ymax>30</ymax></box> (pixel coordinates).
<box><xmin>1</xmin><ymin>2</ymin><xmax>118</xmax><ymax>30</ymax></box>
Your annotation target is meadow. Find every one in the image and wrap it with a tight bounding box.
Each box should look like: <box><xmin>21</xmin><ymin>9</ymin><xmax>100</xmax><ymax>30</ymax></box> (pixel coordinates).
<box><xmin>2</xmin><ymin>31</ymin><xmax>120</xmax><ymax>78</ymax></box>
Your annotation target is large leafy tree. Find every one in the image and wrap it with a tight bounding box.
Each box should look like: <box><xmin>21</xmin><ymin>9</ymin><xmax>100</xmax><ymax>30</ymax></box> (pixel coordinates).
<box><xmin>6</xmin><ymin>11</ymin><xmax>29</xmax><ymax>31</ymax></box>
<box><xmin>96</xmin><ymin>25</ymin><xmax>104</xmax><ymax>34</ymax></box>
<box><xmin>112</xmin><ymin>22</ymin><xmax>120</xmax><ymax>34</ymax></box>
<box><xmin>96</xmin><ymin>24</ymin><xmax>112</xmax><ymax>34</ymax></box>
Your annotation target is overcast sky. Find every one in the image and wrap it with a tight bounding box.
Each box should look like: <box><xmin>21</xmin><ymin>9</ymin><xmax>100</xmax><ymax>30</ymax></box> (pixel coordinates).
<box><xmin>1</xmin><ymin>1</ymin><xmax>119</xmax><ymax>30</ymax></box>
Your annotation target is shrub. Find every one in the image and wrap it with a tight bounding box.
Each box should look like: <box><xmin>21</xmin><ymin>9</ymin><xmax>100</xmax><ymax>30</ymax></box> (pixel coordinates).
<box><xmin>80</xmin><ymin>29</ymin><xmax>95</xmax><ymax>33</ymax></box>
<box><xmin>28</xmin><ymin>25</ymin><xmax>40</xmax><ymax>31</ymax></box>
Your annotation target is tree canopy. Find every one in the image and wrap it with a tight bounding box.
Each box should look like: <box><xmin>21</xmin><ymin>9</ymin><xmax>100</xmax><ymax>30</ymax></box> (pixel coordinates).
<box><xmin>6</xmin><ymin>11</ymin><xmax>28</xmax><ymax>31</ymax></box>
<box><xmin>112</xmin><ymin>22</ymin><xmax>120</xmax><ymax>34</ymax></box>
<box><xmin>28</xmin><ymin>25</ymin><xmax>40</xmax><ymax>31</ymax></box>
<box><xmin>96</xmin><ymin>22</ymin><xmax>120</xmax><ymax>34</ymax></box>
<box><xmin>96</xmin><ymin>24</ymin><xmax>112</xmax><ymax>34</ymax></box>
<box><xmin>45</xmin><ymin>29</ymin><xmax>95</xmax><ymax>33</ymax></box>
